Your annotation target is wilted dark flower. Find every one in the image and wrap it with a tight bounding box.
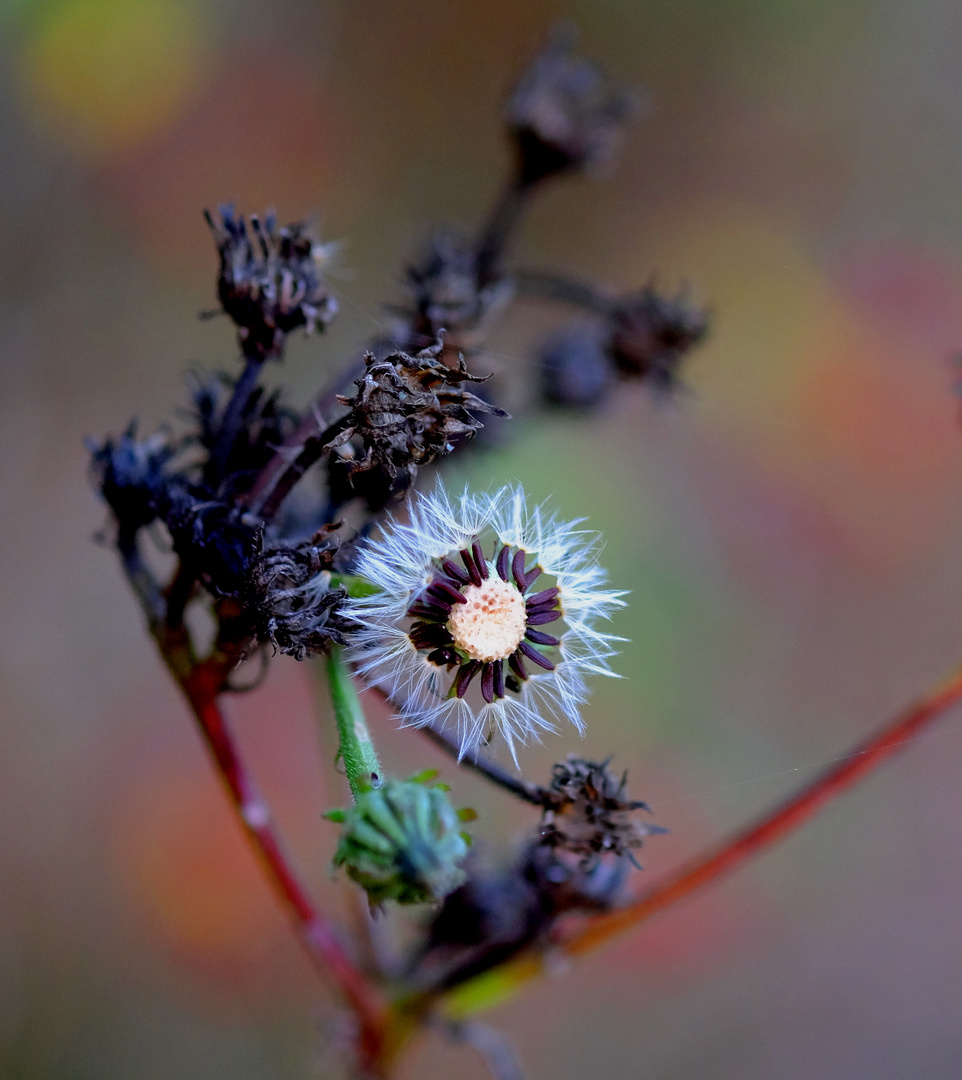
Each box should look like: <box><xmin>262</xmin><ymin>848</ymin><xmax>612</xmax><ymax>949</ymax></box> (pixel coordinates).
<box><xmin>607</xmin><ymin>286</ymin><xmax>709</xmax><ymax>392</ymax></box>
<box><xmin>412</xmin><ymin>838</ymin><xmax>631</xmax><ymax>990</ymax></box>
<box><xmin>330</xmin><ymin>778</ymin><xmax>470</xmax><ymax>906</ymax></box>
<box><xmin>185</xmin><ymin>370</ymin><xmax>301</xmax><ymax>493</ymax></box>
<box><xmin>205</xmin><ymin>205</ymin><xmax>338</xmax><ymax>361</ymax></box>
<box><xmin>161</xmin><ymin>486</ymin><xmax>261</xmax><ymax>599</ymax></box>
<box><xmin>88</xmin><ymin>422</ymin><xmax>173</xmax><ymax>534</ymax></box>
<box><xmin>395</xmin><ymin>231</ymin><xmax>513</xmax><ymax>351</ymax></box>
<box><xmin>538</xmin><ymin>323</ymin><xmax>614</xmax><ymax>410</ymax></box>
<box><xmin>539</xmin><ymin>756</ymin><xmax>664</xmax><ymax>868</ymax></box>
<box><xmin>325</xmin><ymin>339</ymin><xmax>508</xmax><ymax>483</ymax></box>
<box><xmin>249</xmin><ymin>527</ymin><xmax>350</xmax><ymax>659</ymax></box>
<box><xmin>505</xmin><ymin>24</ymin><xmax>638</xmax><ymax>187</ymax></box>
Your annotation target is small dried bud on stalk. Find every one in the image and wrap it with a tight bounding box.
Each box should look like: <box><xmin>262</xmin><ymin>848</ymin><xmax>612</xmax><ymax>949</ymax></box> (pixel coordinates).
<box><xmin>539</xmin><ymin>756</ymin><xmax>664</xmax><ymax>867</ymax></box>
<box><xmin>325</xmin><ymin>340</ymin><xmax>509</xmax><ymax>483</ymax></box>
<box><xmin>88</xmin><ymin>423</ymin><xmax>173</xmax><ymax>534</ymax></box>
<box><xmin>505</xmin><ymin>24</ymin><xmax>638</xmax><ymax>187</ymax></box>
<box><xmin>395</xmin><ymin>232</ymin><xmax>514</xmax><ymax>352</ymax></box>
<box><xmin>330</xmin><ymin>778</ymin><xmax>470</xmax><ymax>906</ymax></box>
<box><xmin>538</xmin><ymin>323</ymin><xmax>614</xmax><ymax>410</ymax></box>
<box><xmin>205</xmin><ymin>205</ymin><xmax>338</xmax><ymax>361</ymax></box>
<box><xmin>607</xmin><ymin>286</ymin><xmax>709</xmax><ymax>393</ymax></box>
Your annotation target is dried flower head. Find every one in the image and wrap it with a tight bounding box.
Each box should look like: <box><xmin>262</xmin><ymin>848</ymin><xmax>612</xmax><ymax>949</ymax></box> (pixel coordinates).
<box><xmin>538</xmin><ymin>323</ymin><xmax>614</xmax><ymax>410</ymax></box>
<box><xmin>205</xmin><ymin>205</ymin><xmax>338</xmax><ymax>361</ymax></box>
<box><xmin>607</xmin><ymin>286</ymin><xmax>709</xmax><ymax>392</ymax></box>
<box><xmin>88</xmin><ymin>422</ymin><xmax>173</xmax><ymax>534</ymax></box>
<box><xmin>394</xmin><ymin>231</ymin><xmax>514</xmax><ymax>351</ymax></box>
<box><xmin>540</xmin><ymin>756</ymin><xmax>664</xmax><ymax>868</ymax></box>
<box><xmin>346</xmin><ymin>485</ymin><xmax>625</xmax><ymax>761</ymax></box>
<box><xmin>161</xmin><ymin>487</ymin><xmax>261</xmax><ymax>599</ymax></box>
<box><xmin>325</xmin><ymin>340</ymin><xmax>509</xmax><ymax>483</ymax></box>
<box><xmin>505</xmin><ymin>24</ymin><xmax>638</xmax><ymax>186</ymax></box>
<box><xmin>249</xmin><ymin>526</ymin><xmax>350</xmax><ymax>659</ymax></box>
<box><xmin>330</xmin><ymin>778</ymin><xmax>470</xmax><ymax>906</ymax></box>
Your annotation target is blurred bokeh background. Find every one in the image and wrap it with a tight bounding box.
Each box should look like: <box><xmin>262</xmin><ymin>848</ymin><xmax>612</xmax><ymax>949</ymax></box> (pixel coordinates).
<box><xmin>6</xmin><ymin>1</ymin><xmax>962</xmax><ymax>1077</ymax></box>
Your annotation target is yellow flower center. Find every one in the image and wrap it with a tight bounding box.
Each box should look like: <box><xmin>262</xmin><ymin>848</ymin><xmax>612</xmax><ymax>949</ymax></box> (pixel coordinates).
<box><xmin>446</xmin><ymin>578</ymin><xmax>528</xmax><ymax>662</ymax></box>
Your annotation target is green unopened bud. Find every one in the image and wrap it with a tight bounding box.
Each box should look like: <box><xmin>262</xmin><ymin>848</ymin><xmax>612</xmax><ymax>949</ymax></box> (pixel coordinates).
<box><xmin>332</xmin><ymin>778</ymin><xmax>470</xmax><ymax>905</ymax></box>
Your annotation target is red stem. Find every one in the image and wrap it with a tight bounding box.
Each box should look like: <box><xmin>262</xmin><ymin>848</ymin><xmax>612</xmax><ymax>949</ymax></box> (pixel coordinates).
<box><xmin>444</xmin><ymin>660</ymin><xmax>962</xmax><ymax>1007</ymax></box>
<box><xmin>566</xmin><ymin>659</ymin><xmax>962</xmax><ymax>955</ymax></box>
<box><xmin>178</xmin><ymin>660</ymin><xmax>388</xmax><ymax>1063</ymax></box>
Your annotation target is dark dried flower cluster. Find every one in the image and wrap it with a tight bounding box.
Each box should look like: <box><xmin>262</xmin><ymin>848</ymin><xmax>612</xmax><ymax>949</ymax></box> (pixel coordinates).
<box><xmin>538</xmin><ymin>285</ymin><xmax>709</xmax><ymax>408</ymax></box>
<box><xmin>413</xmin><ymin>835</ymin><xmax>632</xmax><ymax>990</ymax></box>
<box><xmin>539</xmin><ymin>756</ymin><xmax>663</xmax><ymax>867</ymax></box>
<box><xmin>249</xmin><ymin>527</ymin><xmax>351</xmax><ymax>659</ymax></box>
<box><xmin>90</xmin><ymin>32</ymin><xmax>689</xmax><ymax>1037</ymax></box>
<box><xmin>205</xmin><ymin>205</ymin><xmax>338</xmax><ymax>361</ymax></box>
<box><xmin>395</xmin><ymin>232</ymin><xmax>514</xmax><ymax>353</ymax></box>
<box><xmin>88</xmin><ymin>423</ymin><xmax>173</xmax><ymax>537</ymax></box>
<box><xmin>187</xmin><ymin>371</ymin><xmax>301</xmax><ymax>493</ymax></box>
<box><xmin>325</xmin><ymin>340</ymin><xmax>509</xmax><ymax>483</ymax></box>
<box><xmin>505</xmin><ymin>23</ymin><xmax>638</xmax><ymax>187</ymax></box>
<box><xmin>608</xmin><ymin>286</ymin><xmax>709</xmax><ymax>391</ymax></box>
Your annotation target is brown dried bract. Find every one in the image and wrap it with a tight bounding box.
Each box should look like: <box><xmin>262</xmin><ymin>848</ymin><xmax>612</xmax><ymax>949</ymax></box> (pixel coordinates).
<box><xmin>505</xmin><ymin>24</ymin><xmax>639</xmax><ymax>186</ymax></box>
<box><xmin>539</xmin><ymin>756</ymin><xmax>663</xmax><ymax>867</ymax></box>
<box><xmin>325</xmin><ymin>339</ymin><xmax>509</xmax><ymax>481</ymax></box>
<box><xmin>205</xmin><ymin>205</ymin><xmax>338</xmax><ymax>361</ymax></box>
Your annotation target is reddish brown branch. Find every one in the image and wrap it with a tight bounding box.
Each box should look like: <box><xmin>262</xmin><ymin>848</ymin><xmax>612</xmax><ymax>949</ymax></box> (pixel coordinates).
<box><xmin>171</xmin><ymin>657</ymin><xmax>390</xmax><ymax>1062</ymax></box>
<box><xmin>441</xmin><ymin>660</ymin><xmax>962</xmax><ymax>1013</ymax></box>
<box><xmin>120</xmin><ymin>540</ymin><xmax>390</xmax><ymax>1065</ymax></box>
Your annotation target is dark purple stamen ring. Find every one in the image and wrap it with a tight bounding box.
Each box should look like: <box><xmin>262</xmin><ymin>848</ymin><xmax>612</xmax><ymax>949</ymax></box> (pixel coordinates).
<box><xmin>404</xmin><ymin>537</ymin><xmax>566</xmax><ymax>703</ymax></box>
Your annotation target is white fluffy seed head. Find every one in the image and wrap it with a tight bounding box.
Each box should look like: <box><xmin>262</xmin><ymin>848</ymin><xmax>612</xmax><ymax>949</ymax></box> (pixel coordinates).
<box><xmin>446</xmin><ymin>578</ymin><xmax>527</xmax><ymax>662</ymax></box>
<box><xmin>346</xmin><ymin>484</ymin><xmax>628</xmax><ymax>762</ymax></box>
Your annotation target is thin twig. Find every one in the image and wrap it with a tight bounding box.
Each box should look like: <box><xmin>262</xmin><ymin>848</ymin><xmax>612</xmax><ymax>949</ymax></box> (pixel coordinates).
<box><xmin>438</xmin><ymin>659</ymin><xmax>962</xmax><ymax>1016</ymax></box>
<box><xmin>419</xmin><ymin>721</ymin><xmax>546</xmax><ymax>806</ymax></box>
<box><xmin>513</xmin><ymin>267</ymin><xmax>612</xmax><ymax>314</ymax></box>
<box><xmin>242</xmin><ymin>350</ymin><xmax>370</xmax><ymax>519</ymax></box>
<box><xmin>247</xmin><ymin>412</ymin><xmax>352</xmax><ymax>521</ymax></box>
<box><xmin>205</xmin><ymin>355</ymin><xmax>263</xmax><ymax>487</ymax></box>
<box><xmin>475</xmin><ymin>180</ymin><xmax>533</xmax><ymax>288</ymax></box>
<box><xmin>174</xmin><ymin>659</ymin><xmax>389</xmax><ymax>1062</ymax></box>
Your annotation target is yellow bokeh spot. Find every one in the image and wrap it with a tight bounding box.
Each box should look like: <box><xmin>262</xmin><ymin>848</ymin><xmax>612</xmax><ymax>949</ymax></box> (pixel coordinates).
<box><xmin>21</xmin><ymin>0</ymin><xmax>207</xmax><ymax>158</ymax></box>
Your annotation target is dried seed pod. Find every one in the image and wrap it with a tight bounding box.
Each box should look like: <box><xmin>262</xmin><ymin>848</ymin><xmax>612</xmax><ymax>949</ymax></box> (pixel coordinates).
<box><xmin>205</xmin><ymin>205</ymin><xmax>338</xmax><ymax>361</ymax></box>
<box><xmin>396</xmin><ymin>231</ymin><xmax>514</xmax><ymax>350</ymax></box>
<box><xmin>505</xmin><ymin>24</ymin><xmax>639</xmax><ymax>187</ymax></box>
<box><xmin>607</xmin><ymin>286</ymin><xmax>709</xmax><ymax>393</ymax></box>
<box><xmin>538</xmin><ymin>323</ymin><xmax>614</xmax><ymax>410</ymax></box>
<box><xmin>88</xmin><ymin>422</ymin><xmax>173</xmax><ymax>534</ymax></box>
<box><xmin>325</xmin><ymin>339</ymin><xmax>508</xmax><ymax>482</ymax></box>
<box><xmin>249</xmin><ymin>527</ymin><xmax>350</xmax><ymax>659</ymax></box>
<box><xmin>539</xmin><ymin>756</ymin><xmax>664</xmax><ymax>867</ymax></box>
